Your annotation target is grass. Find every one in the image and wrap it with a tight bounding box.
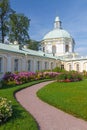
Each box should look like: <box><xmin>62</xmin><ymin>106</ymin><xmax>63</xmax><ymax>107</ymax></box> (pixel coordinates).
<box><xmin>0</xmin><ymin>79</ymin><xmax>51</xmax><ymax>130</ymax></box>
<box><xmin>37</xmin><ymin>80</ymin><xmax>87</xmax><ymax>121</ymax></box>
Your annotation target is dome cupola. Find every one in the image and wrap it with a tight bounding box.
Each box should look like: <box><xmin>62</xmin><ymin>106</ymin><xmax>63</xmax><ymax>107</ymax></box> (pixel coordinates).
<box><xmin>43</xmin><ymin>16</ymin><xmax>71</xmax><ymax>40</ymax></box>
<box><xmin>42</xmin><ymin>16</ymin><xmax>75</xmax><ymax>56</ymax></box>
<box><xmin>54</xmin><ymin>16</ymin><xmax>62</xmax><ymax>29</ymax></box>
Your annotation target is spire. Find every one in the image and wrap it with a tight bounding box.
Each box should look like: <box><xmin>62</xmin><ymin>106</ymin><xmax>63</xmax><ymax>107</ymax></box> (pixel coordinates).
<box><xmin>54</xmin><ymin>16</ymin><xmax>62</xmax><ymax>29</ymax></box>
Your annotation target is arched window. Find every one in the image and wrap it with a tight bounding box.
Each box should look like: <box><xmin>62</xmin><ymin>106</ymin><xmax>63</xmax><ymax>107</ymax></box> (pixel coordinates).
<box><xmin>52</xmin><ymin>45</ymin><xmax>56</xmax><ymax>56</ymax></box>
<box><xmin>51</xmin><ymin>62</ymin><xmax>53</xmax><ymax>70</ymax></box>
<box><xmin>65</xmin><ymin>45</ymin><xmax>69</xmax><ymax>52</ymax></box>
<box><xmin>61</xmin><ymin>64</ymin><xmax>64</xmax><ymax>70</ymax></box>
<box><xmin>85</xmin><ymin>63</ymin><xmax>87</xmax><ymax>71</ymax></box>
<box><xmin>0</xmin><ymin>57</ymin><xmax>2</xmax><ymax>72</ymax></box>
<box><xmin>76</xmin><ymin>64</ymin><xmax>79</xmax><ymax>72</ymax></box>
<box><xmin>37</xmin><ymin>61</ymin><xmax>40</xmax><ymax>71</ymax></box>
<box><xmin>43</xmin><ymin>47</ymin><xmax>45</xmax><ymax>52</ymax></box>
<box><xmin>84</xmin><ymin>62</ymin><xmax>87</xmax><ymax>71</ymax></box>
<box><xmin>28</xmin><ymin>60</ymin><xmax>31</xmax><ymax>71</ymax></box>
<box><xmin>69</xmin><ymin>64</ymin><xmax>72</xmax><ymax>71</ymax></box>
<box><xmin>14</xmin><ymin>59</ymin><xmax>19</xmax><ymax>71</ymax></box>
<box><xmin>45</xmin><ymin>62</ymin><xmax>47</xmax><ymax>70</ymax></box>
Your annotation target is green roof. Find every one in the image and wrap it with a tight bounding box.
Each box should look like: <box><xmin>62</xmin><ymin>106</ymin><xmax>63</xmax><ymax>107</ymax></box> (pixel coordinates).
<box><xmin>0</xmin><ymin>43</ymin><xmax>57</xmax><ymax>60</ymax></box>
<box><xmin>43</xmin><ymin>29</ymin><xmax>71</xmax><ymax>40</ymax></box>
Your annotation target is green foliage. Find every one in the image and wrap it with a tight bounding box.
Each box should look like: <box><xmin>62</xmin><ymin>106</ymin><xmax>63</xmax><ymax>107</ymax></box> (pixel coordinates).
<box><xmin>1</xmin><ymin>72</ymin><xmax>36</xmax><ymax>88</ymax></box>
<box><xmin>82</xmin><ymin>70</ymin><xmax>87</xmax><ymax>79</ymax></box>
<box><xmin>1</xmin><ymin>71</ymin><xmax>58</xmax><ymax>88</ymax></box>
<box><xmin>52</xmin><ymin>67</ymin><xmax>66</xmax><ymax>72</ymax></box>
<box><xmin>27</xmin><ymin>39</ymin><xmax>40</xmax><ymax>50</ymax></box>
<box><xmin>0</xmin><ymin>0</ymin><xmax>30</xmax><ymax>44</ymax></box>
<box><xmin>9</xmin><ymin>13</ymin><xmax>30</xmax><ymax>44</ymax></box>
<box><xmin>0</xmin><ymin>0</ymin><xmax>13</xmax><ymax>43</ymax></box>
<box><xmin>37</xmin><ymin>80</ymin><xmax>87</xmax><ymax>121</ymax></box>
<box><xmin>0</xmin><ymin>97</ymin><xmax>12</xmax><ymax>124</ymax></box>
<box><xmin>57</xmin><ymin>71</ymin><xmax>83</xmax><ymax>82</ymax></box>
<box><xmin>0</xmin><ymin>79</ymin><xmax>49</xmax><ymax>129</ymax></box>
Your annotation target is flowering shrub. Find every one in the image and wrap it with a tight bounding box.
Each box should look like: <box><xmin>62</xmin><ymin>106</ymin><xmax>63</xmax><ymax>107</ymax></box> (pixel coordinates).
<box><xmin>43</xmin><ymin>72</ymin><xmax>59</xmax><ymax>79</ymax></box>
<box><xmin>14</xmin><ymin>72</ymin><xmax>36</xmax><ymax>84</ymax></box>
<box><xmin>57</xmin><ymin>71</ymin><xmax>83</xmax><ymax>82</ymax></box>
<box><xmin>35</xmin><ymin>72</ymin><xmax>59</xmax><ymax>80</ymax></box>
<box><xmin>2</xmin><ymin>71</ymin><xmax>59</xmax><ymax>87</ymax></box>
<box><xmin>53</xmin><ymin>67</ymin><xmax>66</xmax><ymax>72</ymax></box>
<box><xmin>2</xmin><ymin>72</ymin><xmax>16</xmax><ymax>86</ymax></box>
<box><xmin>35</xmin><ymin>72</ymin><xmax>44</xmax><ymax>80</ymax></box>
<box><xmin>0</xmin><ymin>97</ymin><xmax>12</xmax><ymax>124</ymax></box>
<box><xmin>82</xmin><ymin>70</ymin><xmax>87</xmax><ymax>79</ymax></box>
<box><xmin>2</xmin><ymin>72</ymin><xmax>36</xmax><ymax>86</ymax></box>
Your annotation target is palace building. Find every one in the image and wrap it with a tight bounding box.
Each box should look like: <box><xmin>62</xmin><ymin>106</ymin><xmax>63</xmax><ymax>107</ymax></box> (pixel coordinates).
<box><xmin>0</xmin><ymin>16</ymin><xmax>87</xmax><ymax>79</ymax></box>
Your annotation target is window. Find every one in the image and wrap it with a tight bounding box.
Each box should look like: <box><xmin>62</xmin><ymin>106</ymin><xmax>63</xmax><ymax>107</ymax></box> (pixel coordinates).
<box><xmin>45</xmin><ymin>62</ymin><xmax>47</xmax><ymax>70</ymax></box>
<box><xmin>28</xmin><ymin>60</ymin><xmax>31</xmax><ymax>71</ymax></box>
<box><xmin>51</xmin><ymin>62</ymin><xmax>53</xmax><ymax>70</ymax></box>
<box><xmin>65</xmin><ymin>45</ymin><xmax>69</xmax><ymax>52</ymax></box>
<box><xmin>43</xmin><ymin>47</ymin><xmax>45</xmax><ymax>52</ymax></box>
<box><xmin>14</xmin><ymin>59</ymin><xmax>18</xmax><ymax>71</ymax></box>
<box><xmin>76</xmin><ymin>64</ymin><xmax>79</xmax><ymax>72</ymax></box>
<box><xmin>85</xmin><ymin>63</ymin><xmax>87</xmax><ymax>71</ymax></box>
<box><xmin>69</xmin><ymin>64</ymin><xmax>72</xmax><ymax>71</ymax></box>
<box><xmin>61</xmin><ymin>64</ymin><xmax>64</xmax><ymax>70</ymax></box>
<box><xmin>52</xmin><ymin>45</ymin><xmax>56</xmax><ymax>56</ymax></box>
<box><xmin>37</xmin><ymin>61</ymin><xmax>40</xmax><ymax>71</ymax></box>
<box><xmin>0</xmin><ymin>58</ymin><xmax>2</xmax><ymax>72</ymax></box>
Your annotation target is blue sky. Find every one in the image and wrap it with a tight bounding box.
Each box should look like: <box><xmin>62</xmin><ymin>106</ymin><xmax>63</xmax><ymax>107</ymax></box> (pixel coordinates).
<box><xmin>10</xmin><ymin>0</ymin><xmax>87</xmax><ymax>56</ymax></box>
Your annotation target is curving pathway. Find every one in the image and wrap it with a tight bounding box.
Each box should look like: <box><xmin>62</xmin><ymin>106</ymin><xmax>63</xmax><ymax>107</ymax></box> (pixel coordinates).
<box><xmin>16</xmin><ymin>81</ymin><xmax>87</xmax><ymax>130</ymax></box>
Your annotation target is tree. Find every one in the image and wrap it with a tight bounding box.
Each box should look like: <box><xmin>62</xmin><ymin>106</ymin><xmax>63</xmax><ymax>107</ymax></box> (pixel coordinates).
<box><xmin>27</xmin><ymin>40</ymin><xmax>40</xmax><ymax>50</ymax></box>
<box><xmin>9</xmin><ymin>13</ymin><xmax>30</xmax><ymax>45</ymax></box>
<box><xmin>0</xmin><ymin>0</ymin><xmax>13</xmax><ymax>43</ymax></box>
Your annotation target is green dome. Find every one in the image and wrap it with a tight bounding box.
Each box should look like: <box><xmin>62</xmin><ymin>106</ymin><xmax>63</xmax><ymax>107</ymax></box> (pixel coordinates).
<box><xmin>43</xmin><ymin>29</ymin><xmax>71</xmax><ymax>40</ymax></box>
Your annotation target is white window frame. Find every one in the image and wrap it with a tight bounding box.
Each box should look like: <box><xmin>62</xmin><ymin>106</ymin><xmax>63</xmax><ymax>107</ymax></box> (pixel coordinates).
<box><xmin>65</xmin><ymin>45</ymin><xmax>69</xmax><ymax>52</ymax></box>
<box><xmin>28</xmin><ymin>60</ymin><xmax>31</xmax><ymax>71</ymax></box>
<box><xmin>37</xmin><ymin>61</ymin><xmax>40</xmax><ymax>71</ymax></box>
<box><xmin>51</xmin><ymin>62</ymin><xmax>53</xmax><ymax>70</ymax></box>
<box><xmin>69</xmin><ymin>64</ymin><xmax>72</xmax><ymax>71</ymax></box>
<box><xmin>0</xmin><ymin>57</ymin><xmax>2</xmax><ymax>73</ymax></box>
<box><xmin>76</xmin><ymin>64</ymin><xmax>79</xmax><ymax>72</ymax></box>
<box><xmin>14</xmin><ymin>59</ymin><xmax>19</xmax><ymax>72</ymax></box>
<box><xmin>45</xmin><ymin>62</ymin><xmax>47</xmax><ymax>70</ymax></box>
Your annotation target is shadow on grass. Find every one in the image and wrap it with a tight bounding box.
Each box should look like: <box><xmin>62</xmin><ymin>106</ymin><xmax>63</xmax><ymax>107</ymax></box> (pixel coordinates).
<box><xmin>0</xmin><ymin>104</ymin><xmax>24</xmax><ymax>126</ymax></box>
<box><xmin>12</xmin><ymin>105</ymin><xmax>25</xmax><ymax>119</ymax></box>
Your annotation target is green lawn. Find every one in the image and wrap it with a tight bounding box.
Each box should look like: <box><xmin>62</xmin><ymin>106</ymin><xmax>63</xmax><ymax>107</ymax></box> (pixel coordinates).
<box><xmin>0</xmin><ymin>79</ymin><xmax>50</xmax><ymax>130</ymax></box>
<box><xmin>37</xmin><ymin>80</ymin><xmax>87</xmax><ymax>121</ymax></box>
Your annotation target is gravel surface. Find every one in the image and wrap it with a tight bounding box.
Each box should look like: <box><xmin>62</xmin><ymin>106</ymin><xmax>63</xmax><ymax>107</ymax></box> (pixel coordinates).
<box><xmin>16</xmin><ymin>81</ymin><xmax>87</xmax><ymax>130</ymax></box>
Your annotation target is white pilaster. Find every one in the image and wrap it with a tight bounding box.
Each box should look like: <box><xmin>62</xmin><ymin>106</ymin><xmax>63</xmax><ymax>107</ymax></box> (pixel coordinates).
<box><xmin>80</xmin><ymin>61</ymin><xmax>83</xmax><ymax>72</ymax></box>
<box><xmin>7</xmin><ymin>56</ymin><xmax>11</xmax><ymax>72</ymax></box>
<box><xmin>33</xmin><ymin>58</ymin><xmax>37</xmax><ymax>72</ymax></box>
<box><xmin>22</xmin><ymin>57</ymin><xmax>26</xmax><ymax>71</ymax></box>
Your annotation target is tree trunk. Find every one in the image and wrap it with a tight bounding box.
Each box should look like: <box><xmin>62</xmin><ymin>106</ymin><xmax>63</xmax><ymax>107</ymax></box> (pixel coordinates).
<box><xmin>1</xmin><ymin>15</ymin><xmax>4</xmax><ymax>43</ymax></box>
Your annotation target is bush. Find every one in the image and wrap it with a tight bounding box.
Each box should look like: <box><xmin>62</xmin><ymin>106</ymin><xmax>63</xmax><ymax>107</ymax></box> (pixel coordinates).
<box><xmin>2</xmin><ymin>72</ymin><xmax>36</xmax><ymax>87</ymax></box>
<box><xmin>43</xmin><ymin>72</ymin><xmax>59</xmax><ymax>79</ymax></box>
<box><xmin>82</xmin><ymin>70</ymin><xmax>87</xmax><ymax>79</ymax></box>
<box><xmin>57</xmin><ymin>71</ymin><xmax>83</xmax><ymax>82</ymax></box>
<box><xmin>53</xmin><ymin>67</ymin><xmax>66</xmax><ymax>73</ymax></box>
<box><xmin>2</xmin><ymin>72</ymin><xmax>16</xmax><ymax>87</ymax></box>
<box><xmin>0</xmin><ymin>97</ymin><xmax>12</xmax><ymax>124</ymax></box>
<box><xmin>35</xmin><ymin>72</ymin><xmax>44</xmax><ymax>80</ymax></box>
<box><xmin>2</xmin><ymin>71</ymin><xmax>59</xmax><ymax>87</ymax></box>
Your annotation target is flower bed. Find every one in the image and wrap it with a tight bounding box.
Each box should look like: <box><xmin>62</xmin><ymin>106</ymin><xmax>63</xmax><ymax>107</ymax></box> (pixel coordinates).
<box><xmin>57</xmin><ymin>71</ymin><xmax>83</xmax><ymax>82</ymax></box>
<box><xmin>2</xmin><ymin>72</ymin><xmax>36</xmax><ymax>87</ymax></box>
<box><xmin>1</xmin><ymin>71</ymin><xmax>59</xmax><ymax>87</ymax></box>
<box><xmin>0</xmin><ymin>97</ymin><xmax>12</xmax><ymax>124</ymax></box>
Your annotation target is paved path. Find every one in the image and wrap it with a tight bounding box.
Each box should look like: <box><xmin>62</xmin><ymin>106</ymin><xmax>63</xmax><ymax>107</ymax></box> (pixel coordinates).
<box><xmin>16</xmin><ymin>81</ymin><xmax>87</xmax><ymax>130</ymax></box>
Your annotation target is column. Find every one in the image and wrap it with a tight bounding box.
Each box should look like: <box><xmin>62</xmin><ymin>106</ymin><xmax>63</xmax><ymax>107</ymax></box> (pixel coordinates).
<box><xmin>7</xmin><ymin>55</ymin><xmax>12</xmax><ymax>72</ymax></box>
